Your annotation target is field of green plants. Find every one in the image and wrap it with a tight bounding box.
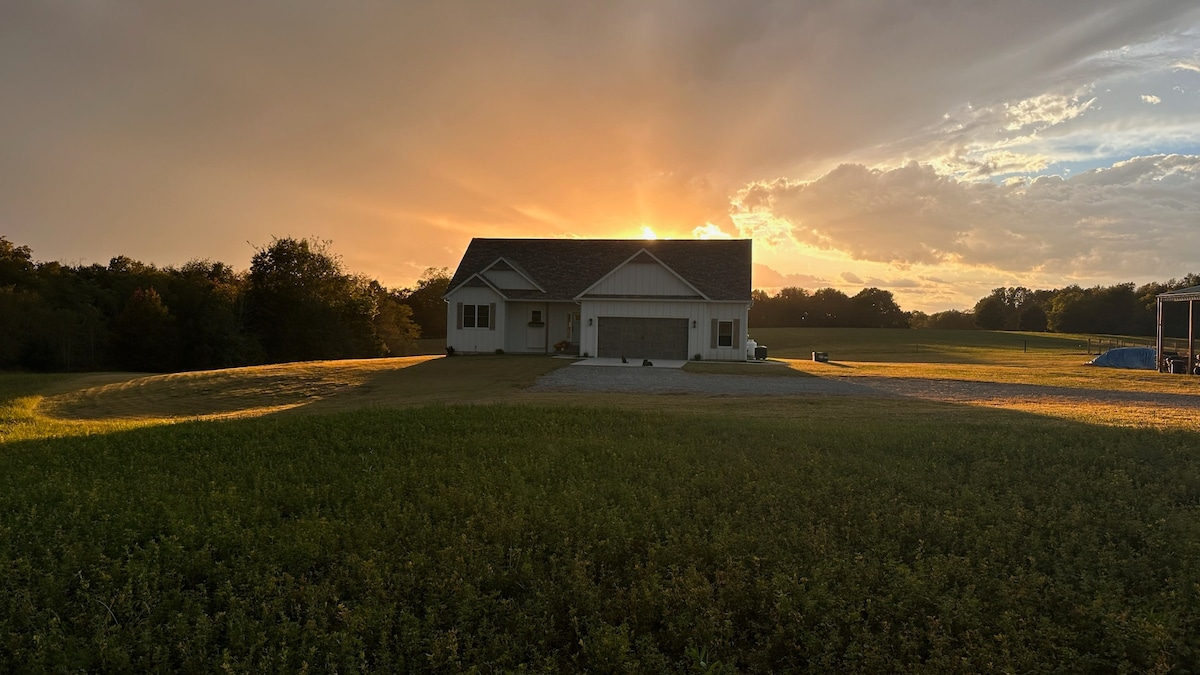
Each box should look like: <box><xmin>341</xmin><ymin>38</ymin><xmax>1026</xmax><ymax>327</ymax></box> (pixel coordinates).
<box><xmin>4</xmin><ymin>334</ymin><xmax>1200</xmax><ymax>671</ymax></box>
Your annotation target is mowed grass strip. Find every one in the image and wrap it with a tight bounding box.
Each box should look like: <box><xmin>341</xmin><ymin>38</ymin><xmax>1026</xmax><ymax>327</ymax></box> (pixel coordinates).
<box><xmin>36</xmin><ymin>355</ymin><xmax>569</xmax><ymax>423</ymax></box>
<box><xmin>2</xmin><ymin>404</ymin><xmax>1198</xmax><ymax>672</ymax></box>
<box><xmin>749</xmin><ymin>327</ymin><xmax>1142</xmax><ymax>365</ymax></box>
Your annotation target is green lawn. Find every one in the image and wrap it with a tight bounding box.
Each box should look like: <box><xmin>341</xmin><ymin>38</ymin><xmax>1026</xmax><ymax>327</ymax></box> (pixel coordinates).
<box><xmin>3</xmin><ymin>334</ymin><xmax>1200</xmax><ymax>671</ymax></box>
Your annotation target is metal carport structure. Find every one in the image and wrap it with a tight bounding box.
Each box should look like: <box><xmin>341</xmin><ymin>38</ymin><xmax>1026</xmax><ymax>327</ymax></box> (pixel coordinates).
<box><xmin>1156</xmin><ymin>285</ymin><xmax>1200</xmax><ymax>373</ymax></box>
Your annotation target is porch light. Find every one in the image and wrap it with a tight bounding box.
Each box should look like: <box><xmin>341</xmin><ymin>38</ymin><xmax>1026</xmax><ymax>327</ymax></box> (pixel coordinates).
<box><xmin>692</xmin><ymin>320</ymin><xmax>696</xmax><ymax>328</ymax></box>
<box><xmin>588</xmin><ymin>318</ymin><xmax>593</xmax><ymax>326</ymax></box>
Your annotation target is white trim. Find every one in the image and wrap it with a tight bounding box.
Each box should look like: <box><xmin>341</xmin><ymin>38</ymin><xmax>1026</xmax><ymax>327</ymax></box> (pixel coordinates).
<box><xmin>445</xmin><ymin>272</ymin><xmax>508</xmax><ymax>299</ymax></box>
<box><xmin>574</xmin><ymin>248</ymin><xmax>710</xmax><ymax>301</ymax></box>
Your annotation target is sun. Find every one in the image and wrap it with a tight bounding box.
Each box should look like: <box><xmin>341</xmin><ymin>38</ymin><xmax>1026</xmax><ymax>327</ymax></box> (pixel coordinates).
<box><xmin>640</xmin><ymin>225</ymin><xmax>657</xmax><ymax>240</ymax></box>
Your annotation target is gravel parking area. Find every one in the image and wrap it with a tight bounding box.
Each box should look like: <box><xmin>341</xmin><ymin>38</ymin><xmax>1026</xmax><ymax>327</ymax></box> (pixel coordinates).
<box><xmin>531</xmin><ymin>365</ymin><xmax>1200</xmax><ymax>408</ymax></box>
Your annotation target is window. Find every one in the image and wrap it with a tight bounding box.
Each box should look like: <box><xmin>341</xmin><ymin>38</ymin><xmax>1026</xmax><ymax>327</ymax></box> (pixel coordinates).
<box><xmin>531</xmin><ymin>310</ymin><xmax>543</xmax><ymax>323</ymax></box>
<box><xmin>717</xmin><ymin>320</ymin><xmax>733</xmax><ymax>347</ymax></box>
<box><xmin>463</xmin><ymin>304</ymin><xmax>490</xmax><ymax>329</ymax></box>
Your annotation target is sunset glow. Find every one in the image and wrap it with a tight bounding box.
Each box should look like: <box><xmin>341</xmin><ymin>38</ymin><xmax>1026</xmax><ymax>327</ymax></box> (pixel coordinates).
<box><xmin>3</xmin><ymin>2</ymin><xmax>1200</xmax><ymax>311</ymax></box>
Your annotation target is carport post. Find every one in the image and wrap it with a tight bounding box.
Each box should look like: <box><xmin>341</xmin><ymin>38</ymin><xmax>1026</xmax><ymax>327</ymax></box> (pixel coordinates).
<box><xmin>1190</xmin><ymin>299</ymin><xmax>1196</xmax><ymax>375</ymax></box>
<box><xmin>1157</xmin><ymin>296</ymin><xmax>1164</xmax><ymax>372</ymax></box>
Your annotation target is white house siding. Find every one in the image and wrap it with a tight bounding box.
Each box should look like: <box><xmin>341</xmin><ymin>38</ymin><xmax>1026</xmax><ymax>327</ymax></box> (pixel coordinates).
<box><xmin>584</xmin><ymin>260</ymin><xmax>698</xmax><ymax>298</ymax></box>
<box><xmin>445</xmin><ymin>286</ymin><xmax>504</xmax><ymax>354</ymax></box>
<box><xmin>483</xmin><ymin>269</ymin><xmax>537</xmax><ymax>291</ymax></box>
<box><xmin>505</xmin><ymin>302</ymin><xmax>546</xmax><ymax>353</ymax></box>
<box><xmin>502</xmin><ymin>302</ymin><xmax>576</xmax><ymax>353</ymax></box>
<box><xmin>701</xmin><ymin>302</ymin><xmax>753</xmax><ymax>361</ymax></box>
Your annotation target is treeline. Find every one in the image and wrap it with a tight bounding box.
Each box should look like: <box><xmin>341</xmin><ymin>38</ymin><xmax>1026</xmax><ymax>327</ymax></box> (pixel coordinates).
<box><xmin>750</xmin><ymin>287</ymin><xmax>910</xmax><ymax>328</ymax></box>
<box><xmin>0</xmin><ymin>236</ymin><xmax>449</xmax><ymax>373</ymax></box>
<box><xmin>956</xmin><ymin>277</ymin><xmax>1200</xmax><ymax>335</ymax></box>
<box><xmin>753</xmin><ymin>275</ymin><xmax>1200</xmax><ymax>336</ymax></box>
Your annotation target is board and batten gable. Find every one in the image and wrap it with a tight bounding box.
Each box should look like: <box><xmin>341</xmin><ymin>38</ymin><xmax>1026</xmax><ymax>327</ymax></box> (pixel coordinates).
<box><xmin>579</xmin><ymin>251</ymin><xmax>703</xmax><ymax>299</ymax></box>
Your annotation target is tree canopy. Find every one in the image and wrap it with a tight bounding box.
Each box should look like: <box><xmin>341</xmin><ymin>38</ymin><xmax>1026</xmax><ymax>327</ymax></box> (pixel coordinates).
<box><xmin>0</xmin><ymin>235</ymin><xmax>435</xmax><ymax>372</ymax></box>
<box><xmin>750</xmin><ymin>287</ymin><xmax>910</xmax><ymax>328</ymax></box>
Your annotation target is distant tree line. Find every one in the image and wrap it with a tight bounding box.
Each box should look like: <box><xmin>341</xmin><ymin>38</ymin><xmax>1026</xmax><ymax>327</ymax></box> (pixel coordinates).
<box><xmin>0</xmin><ymin>236</ymin><xmax>450</xmax><ymax>373</ymax></box>
<box><xmin>752</xmin><ymin>275</ymin><xmax>1200</xmax><ymax>336</ymax></box>
<box><xmin>750</xmin><ymin>287</ymin><xmax>910</xmax><ymax>328</ymax></box>
<box><xmin>951</xmin><ymin>277</ymin><xmax>1200</xmax><ymax>336</ymax></box>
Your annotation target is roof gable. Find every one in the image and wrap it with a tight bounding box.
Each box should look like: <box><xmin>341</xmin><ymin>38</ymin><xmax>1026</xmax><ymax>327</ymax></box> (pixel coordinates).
<box><xmin>576</xmin><ymin>248</ymin><xmax>708</xmax><ymax>300</ymax></box>
<box><xmin>446</xmin><ymin>239</ymin><xmax>752</xmax><ymax>302</ymax></box>
<box><xmin>481</xmin><ymin>257</ymin><xmax>544</xmax><ymax>292</ymax></box>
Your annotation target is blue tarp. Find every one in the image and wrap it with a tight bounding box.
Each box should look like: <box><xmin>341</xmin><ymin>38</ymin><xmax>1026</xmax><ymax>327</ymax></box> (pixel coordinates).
<box><xmin>1087</xmin><ymin>346</ymin><xmax>1156</xmax><ymax>370</ymax></box>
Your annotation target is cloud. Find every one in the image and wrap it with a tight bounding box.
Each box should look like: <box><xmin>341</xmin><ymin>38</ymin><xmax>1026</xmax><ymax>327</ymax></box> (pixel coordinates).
<box><xmin>840</xmin><ymin>272</ymin><xmax>864</xmax><ymax>284</ymax></box>
<box><xmin>1005</xmin><ymin>91</ymin><xmax>1097</xmax><ymax>132</ymax></box>
<box><xmin>867</xmin><ymin>277</ymin><xmax>922</xmax><ymax>288</ymax></box>
<box><xmin>691</xmin><ymin>223</ymin><xmax>732</xmax><ymax>239</ymax></box>
<box><xmin>753</xmin><ymin>264</ymin><xmax>827</xmax><ymax>290</ymax></box>
<box><xmin>1173</xmin><ymin>61</ymin><xmax>1200</xmax><ymax>73</ymax></box>
<box><xmin>737</xmin><ymin>155</ymin><xmax>1200</xmax><ymax>277</ymax></box>
<box><xmin>1141</xmin><ymin>94</ymin><xmax>1163</xmax><ymax>104</ymax></box>
<box><xmin>2</xmin><ymin>1</ymin><xmax>1200</xmax><ymax>289</ymax></box>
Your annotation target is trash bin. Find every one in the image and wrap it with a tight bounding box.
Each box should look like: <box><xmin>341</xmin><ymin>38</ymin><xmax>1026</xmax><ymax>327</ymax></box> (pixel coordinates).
<box><xmin>754</xmin><ymin>346</ymin><xmax>767</xmax><ymax>360</ymax></box>
<box><xmin>1168</xmin><ymin>356</ymin><xmax>1188</xmax><ymax>374</ymax></box>
<box><xmin>812</xmin><ymin>351</ymin><xmax>829</xmax><ymax>362</ymax></box>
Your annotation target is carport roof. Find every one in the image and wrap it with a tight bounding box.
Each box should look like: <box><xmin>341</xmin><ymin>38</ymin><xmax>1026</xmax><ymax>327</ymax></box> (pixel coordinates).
<box><xmin>1158</xmin><ymin>285</ymin><xmax>1200</xmax><ymax>302</ymax></box>
<box><xmin>446</xmin><ymin>238</ymin><xmax>752</xmax><ymax>302</ymax></box>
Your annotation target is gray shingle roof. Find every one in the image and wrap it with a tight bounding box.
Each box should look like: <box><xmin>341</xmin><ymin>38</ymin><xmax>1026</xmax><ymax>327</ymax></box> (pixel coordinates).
<box><xmin>447</xmin><ymin>239</ymin><xmax>752</xmax><ymax>302</ymax></box>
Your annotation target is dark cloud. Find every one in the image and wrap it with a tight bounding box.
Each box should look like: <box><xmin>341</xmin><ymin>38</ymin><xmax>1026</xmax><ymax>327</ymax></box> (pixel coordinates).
<box><xmin>1</xmin><ymin>1</ymin><xmax>1199</xmax><ymax>286</ymax></box>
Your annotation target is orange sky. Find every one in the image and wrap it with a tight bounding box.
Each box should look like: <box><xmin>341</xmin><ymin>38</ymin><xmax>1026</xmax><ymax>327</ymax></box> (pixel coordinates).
<box><xmin>4</xmin><ymin>2</ymin><xmax>1200</xmax><ymax>311</ymax></box>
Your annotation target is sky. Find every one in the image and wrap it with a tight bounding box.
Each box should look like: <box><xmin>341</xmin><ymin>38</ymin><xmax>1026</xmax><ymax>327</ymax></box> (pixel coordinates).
<box><xmin>3</xmin><ymin>1</ymin><xmax>1200</xmax><ymax>312</ymax></box>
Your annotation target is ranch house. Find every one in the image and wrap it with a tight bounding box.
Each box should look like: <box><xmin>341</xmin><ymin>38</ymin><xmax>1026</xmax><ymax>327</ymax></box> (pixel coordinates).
<box><xmin>444</xmin><ymin>238</ymin><xmax>752</xmax><ymax>361</ymax></box>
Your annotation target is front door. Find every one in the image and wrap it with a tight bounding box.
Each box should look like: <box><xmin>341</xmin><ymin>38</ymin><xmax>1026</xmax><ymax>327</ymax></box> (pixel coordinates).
<box><xmin>526</xmin><ymin>309</ymin><xmax>546</xmax><ymax>350</ymax></box>
<box><xmin>567</xmin><ymin>312</ymin><xmax>580</xmax><ymax>342</ymax></box>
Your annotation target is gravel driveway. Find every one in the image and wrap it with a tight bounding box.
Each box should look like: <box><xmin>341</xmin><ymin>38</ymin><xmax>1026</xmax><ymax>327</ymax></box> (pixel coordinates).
<box><xmin>531</xmin><ymin>366</ymin><xmax>1200</xmax><ymax>408</ymax></box>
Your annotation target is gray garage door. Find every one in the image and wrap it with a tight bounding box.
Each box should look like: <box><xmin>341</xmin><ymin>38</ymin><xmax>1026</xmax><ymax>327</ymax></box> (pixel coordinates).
<box><xmin>597</xmin><ymin>317</ymin><xmax>689</xmax><ymax>360</ymax></box>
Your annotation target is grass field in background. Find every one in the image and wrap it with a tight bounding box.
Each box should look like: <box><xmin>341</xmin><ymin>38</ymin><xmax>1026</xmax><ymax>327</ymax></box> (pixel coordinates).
<box><xmin>749</xmin><ymin>327</ymin><xmax>1102</xmax><ymax>363</ymax></box>
<box><xmin>3</xmin><ymin>328</ymin><xmax>1200</xmax><ymax>671</ymax></box>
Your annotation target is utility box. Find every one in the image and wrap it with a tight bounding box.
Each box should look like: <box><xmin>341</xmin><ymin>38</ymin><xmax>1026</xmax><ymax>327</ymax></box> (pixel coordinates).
<box><xmin>812</xmin><ymin>351</ymin><xmax>829</xmax><ymax>362</ymax></box>
<box><xmin>754</xmin><ymin>346</ymin><xmax>768</xmax><ymax>360</ymax></box>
